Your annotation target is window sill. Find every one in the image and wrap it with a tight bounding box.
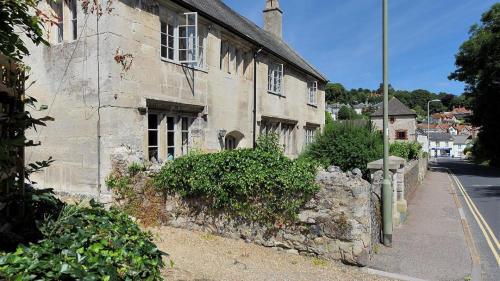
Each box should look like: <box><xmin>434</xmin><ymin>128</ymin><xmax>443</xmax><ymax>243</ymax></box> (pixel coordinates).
<box><xmin>160</xmin><ymin>57</ymin><xmax>208</xmax><ymax>73</ymax></box>
<box><xmin>268</xmin><ymin>91</ymin><xmax>286</xmax><ymax>98</ymax></box>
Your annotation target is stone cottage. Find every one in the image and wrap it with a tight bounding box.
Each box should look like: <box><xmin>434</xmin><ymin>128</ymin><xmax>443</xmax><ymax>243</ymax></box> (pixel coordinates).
<box><xmin>371</xmin><ymin>97</ymin><xmax>417</xmax><ymax>142</ymax></box>
<box><xmin>25</xmin><ymin>0</ymin><xmax>327</xmax><ymax>198</ymax></box>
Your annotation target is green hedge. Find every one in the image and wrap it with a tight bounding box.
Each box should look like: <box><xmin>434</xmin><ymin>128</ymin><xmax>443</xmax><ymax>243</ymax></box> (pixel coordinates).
<box><xmin>0</xmin><ymin>202</ymin><xmax>164</xmax><ymax>280</ymax></box>
<box><xmin>301</xmin><ymin>121</ymin><xmax>383</xmax><ymax>176</ymax></box>
<box><xmin>390</xmin><ymin>141</ymin><xmax>422</xmax><ymax>160</ymax></box>
<box><xmin>154</xmin><ymin>135</ymin><xmax>319</xmax><ymax>223</ymax></box>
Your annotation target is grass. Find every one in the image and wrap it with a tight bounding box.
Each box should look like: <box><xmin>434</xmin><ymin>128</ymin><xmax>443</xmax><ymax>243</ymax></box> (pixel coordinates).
<box><xmin>311</xmin><ymin>257</ymin><xmax>328</xmax><ymax>267</ymax></box>
<box><xmin>200</xmin><ymin>233</ymin><xmax>217</xmax><ymax>241</ymax></box>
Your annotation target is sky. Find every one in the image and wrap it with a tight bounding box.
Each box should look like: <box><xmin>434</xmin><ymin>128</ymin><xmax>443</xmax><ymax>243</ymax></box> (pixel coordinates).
<box><xmin>223</xmin><ymin>0</ymin><xmax>498</xmax><ymax>95</ymax></box>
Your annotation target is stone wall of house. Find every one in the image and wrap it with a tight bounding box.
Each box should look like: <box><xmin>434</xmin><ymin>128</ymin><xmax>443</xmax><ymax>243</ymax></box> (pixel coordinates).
<box><xmin>25</xmin><ymin>0</ymin><xmax>325</xmax><ymax>198</ymax></box>
<box><xmin>162</xmin><ymin>166</ymin><xmax>379</xmax><ymax>266</ymax></box>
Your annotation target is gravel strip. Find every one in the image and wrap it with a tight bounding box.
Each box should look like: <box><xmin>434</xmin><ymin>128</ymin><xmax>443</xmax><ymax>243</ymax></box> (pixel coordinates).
<box><xmin>151</xmin><ymin>226</ymin><xmax>395</xmax><ymax>281</ymax></box>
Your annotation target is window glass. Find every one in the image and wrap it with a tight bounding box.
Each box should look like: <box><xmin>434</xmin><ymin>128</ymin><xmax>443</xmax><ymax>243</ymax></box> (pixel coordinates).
<box><xmin>308</xmin><ymin>81</ymin><xmax>317</xmax><ymax>105</ymax></box>
<box><xmin>167</xmin><ymin>116</ymin><xmax>175</xmax><ymax>159</ymax></box>
<box><xmin>160</xmin><ymin>12</ymin><xmax>202</xmax><ymax>66</ymax></box>
<box><xmin>69</xmin><ymin>0</ymin><xmax>77</xmax><ymax>40</ymax></box>
<box><xmin>148</xmin><ymin>113</ymin><xmax>159</xmax><ymax>161</ymax></box>
<box><xmin>50</xmin><ymin>0</ymin><xmax>63</xmax><ymax>43</ymax></box>
<box><xmin>268</xmin><ymin>62</ymin><xmax>283</xmax><ymax>95</ymax></box>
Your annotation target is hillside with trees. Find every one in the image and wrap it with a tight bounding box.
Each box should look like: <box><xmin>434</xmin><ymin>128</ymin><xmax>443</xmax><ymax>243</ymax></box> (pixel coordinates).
<box><xmin>325</xmin><ymin>83</ymin><xmax>473</xmax><ymax>118</ymax></box>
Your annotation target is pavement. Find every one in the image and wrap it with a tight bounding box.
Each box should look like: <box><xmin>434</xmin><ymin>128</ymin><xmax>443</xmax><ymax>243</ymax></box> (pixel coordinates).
<box><xmin>368</xmin><ymin>163</ymin><xmax>474</xmax><ymax>281</ymax></box>
<box><xmin>436</xmin><ymin>158</ymin><xmax>500</xmax><ymax>281</ymax></box>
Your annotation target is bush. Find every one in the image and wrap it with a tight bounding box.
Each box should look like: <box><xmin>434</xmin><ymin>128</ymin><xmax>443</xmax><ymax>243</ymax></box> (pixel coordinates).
<box><xmin>154</xmin><ymin>135</ymin><xmax>319</xmax><ymax>223</ymax></box>
<box><xmin>0</xmin><ymin>202</ymin><xmax>165</xmax><ymax>280</ymax></box>
<box><xmin>301</xmin><ymin>121</ymin><xmax>383</xmax><ymax>176</ymax></box>
<box><xmin>390</xmin><ymin>141</ymin><xmax>422</xmax><ymax>160</ymax></box>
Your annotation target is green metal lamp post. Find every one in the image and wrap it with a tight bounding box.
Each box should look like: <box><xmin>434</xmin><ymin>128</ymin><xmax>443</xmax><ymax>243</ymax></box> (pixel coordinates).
<box><xmin>382</xmin><ymin>0</ymin><xmax>393</xmax><ymax>247</ymax></box>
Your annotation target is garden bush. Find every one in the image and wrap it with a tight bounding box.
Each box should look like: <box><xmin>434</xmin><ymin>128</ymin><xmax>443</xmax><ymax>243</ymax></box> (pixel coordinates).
<box><xmin>390</xmin><ymin>141</ymin><xmax>422</xmax><ymax>160</ymax></box>
<box><xmin>0</xmin><ymin>201</ymin><xmax>165</xmax><ymax>280</ymax></box>
<box><xmin>301</xmin><ymin>121</ymin><xmax>383</xmax><ymax>176</ymax></box>
<box><xmin>154</xmin><ymin>135</ymin><xmax>319</xmax><ymax>223</ymax></box>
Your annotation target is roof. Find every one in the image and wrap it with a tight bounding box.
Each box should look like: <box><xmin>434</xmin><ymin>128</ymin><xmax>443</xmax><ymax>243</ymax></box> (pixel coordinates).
<box><xmin>371</xmin><ymin>98</ymin><xmax>416</xmax><ymax>117</ymax></box>
<box><xmin>451</xmin><ymin>107</ymin><xmax>472</xmax><ymax>114</ymax></box>
<box><xmin>453</xmin><ymin>135</ymin><xmax>471</xmax><ymax>145</ymax></box>
<box><xmin>172</xmin><ymin>0</ymin><xmax>327</xmax><ymax>82</ymax></box>
<box><xmin>429</xmin><ymin>132</ymin><xmax>453</xmax><ymax>142</ymax></box>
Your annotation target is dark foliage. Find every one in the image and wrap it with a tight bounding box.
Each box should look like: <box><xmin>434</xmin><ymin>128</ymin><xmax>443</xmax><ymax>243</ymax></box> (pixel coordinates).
<box><xmin>449</xmin><ymin>3</ymin><xmax>500</xmax><ymax>166</ymax></box>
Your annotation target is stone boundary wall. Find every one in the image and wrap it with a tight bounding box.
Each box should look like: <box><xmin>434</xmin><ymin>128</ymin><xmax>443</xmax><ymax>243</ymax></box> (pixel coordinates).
<box><xmin>403</xmin><ymin>157</ymin><xmax>428</xmax><ymax>202</ymax></box>
<box><xmin>162</xmin><ymin>166</ymin><xmax>378</xmax><ymax>266</ymax></box>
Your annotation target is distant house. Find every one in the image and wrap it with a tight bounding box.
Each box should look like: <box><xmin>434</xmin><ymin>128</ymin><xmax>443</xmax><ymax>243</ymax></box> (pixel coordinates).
<box><xmin>371</xmin><ymin>97</ymin><xmax>417</xmax><ymax>142</ymax></box>
<box><xmin>416</xmin><ymin>128</ymin><xmax>429</xmax><ymax>152</ymax></box>
<box><xmin>429</xmin><ymin>132</ymin><xmax>454</xmax><ymax>157</ymax></box>
<box><xmin>326</xmin><ymin>103</ymin><xmax>345</xmax><ymax>121</ymax></box>
<box><xmin>452</xmin><ymin>135</ymin><xmax>471</xmax><ymax>159</ymax></box>
<box><xmin>451</xmin><ymin>107</ymin><xmax>472</xmax><ymax>120</ymax></box>
<box><xmin>352</xmin><ymin>103</ymin><xmax>365</xmax><ymax>115</ymax></box>
<box><xmin>432</xmin><ymin>112</ymin><xmax>457</xmax><ymax>124</ymax></box>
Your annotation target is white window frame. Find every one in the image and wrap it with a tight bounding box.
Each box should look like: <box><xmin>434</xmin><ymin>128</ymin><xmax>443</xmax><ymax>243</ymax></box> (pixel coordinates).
<box><xmin>160</xmin><ymin>11</ymin><xmax>204</xmax><ymax>68</ymax></box>
<box><xmin>304</xmin><ymin>127</ymin><xmax>316</xmax><ymax>146</ymax></box>
<box><xmin>308</xmin><ymin>81</ymin><xmax>318</xmax><ymax>105</ymax></box>
<box><xmin>268</xmin><ymin>62</ymin><xmax>284</xmax><ymax>96</ymax></box>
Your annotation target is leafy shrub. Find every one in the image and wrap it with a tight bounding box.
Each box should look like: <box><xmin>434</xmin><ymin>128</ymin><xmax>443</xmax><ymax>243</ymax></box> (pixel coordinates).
<box><xmin>0</xmin><ymin>201</ymin><xmax>164</xmax><ymax>280</ymax></box>
<box><xmin>390</xmin><ymin>141</ymin><xmax>422</xmax><ymax>160</ymax></box>
<box><xmin>154</xmin><ymin>135</ymin><xmax>319</xmax><ymax>223</ymax></box>
<box><xmin>301</xmin><ymin>121</ymin><xmax>383</xmax><ymax>175</ymax></box>
<box><xmin>128</xmin><ymin>162</ymin><xmax>146</xmax><ymax>176</ymax></box>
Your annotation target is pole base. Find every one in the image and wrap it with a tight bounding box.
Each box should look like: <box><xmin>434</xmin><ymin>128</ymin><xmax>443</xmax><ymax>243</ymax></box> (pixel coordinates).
<box><xmin>384</xmin><ymin>234</ymin><xmax>392</xmax><ymax>247</ymax></box>
<box><xmin>383</xmin><ymin>234</ymin><xmax>392</xmax><ymax>247</ymax></box>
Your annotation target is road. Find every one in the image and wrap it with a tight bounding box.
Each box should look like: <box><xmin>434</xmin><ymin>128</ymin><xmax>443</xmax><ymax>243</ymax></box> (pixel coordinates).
<box><xmin>435</xmin><ymin>158</ymin><xmax>500</xmax><ymax>281</ymax></box>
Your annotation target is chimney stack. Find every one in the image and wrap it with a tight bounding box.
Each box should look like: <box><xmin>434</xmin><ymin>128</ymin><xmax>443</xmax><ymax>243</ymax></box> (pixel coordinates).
<box><xmin>263</xmin><ymin>0</ymin><xmax>283</xmax><ymax>39</ymax></box>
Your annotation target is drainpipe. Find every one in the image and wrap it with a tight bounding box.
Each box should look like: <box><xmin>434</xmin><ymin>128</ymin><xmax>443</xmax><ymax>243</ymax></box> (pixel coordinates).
<box><xmin>253</xmin><ymin>48</ymin><xmax>263</xmax><ymax>148</ymax></box>
<box><xmin>96</xmin><ymin>14</ymin><xmax>102</xmax><ymax>201</ymax></box>
<box><xmin>382</xmin><ymin>0</ymin><xmax>393</xmax><ymax>247</ymax></box>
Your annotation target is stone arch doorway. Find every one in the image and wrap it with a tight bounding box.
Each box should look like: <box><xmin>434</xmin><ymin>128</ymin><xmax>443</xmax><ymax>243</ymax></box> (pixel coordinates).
<box><xmin>225</xmin><ymin>131</ymin><xmax>244</xmax><ymax>150</ymax></box>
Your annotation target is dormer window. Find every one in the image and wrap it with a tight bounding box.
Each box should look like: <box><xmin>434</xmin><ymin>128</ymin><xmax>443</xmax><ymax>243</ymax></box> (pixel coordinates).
<box><xmin>268</xmin><ymin>62</ymin><xmax>284</xmax><ymax>95</ymax></box>
<box><xmin>307</xmin><ymin>81</ymin><xmax>317</xmax><ymax>105</ymax></box>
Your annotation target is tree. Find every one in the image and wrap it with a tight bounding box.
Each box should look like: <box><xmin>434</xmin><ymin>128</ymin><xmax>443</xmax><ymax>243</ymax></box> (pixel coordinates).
<box><xmin>449</xmin><ymin>3</ymin><xmax>500</xmax><ymax>166</ymax></box>
<box><xmin>325</xmin><ymin>83</ymin><xmax>347</xmax><ymax>103</ymax></box>
<box><xmin>337</xmin><ymin>105</ymin><xmax>353</xmax><ymax>120</ymax></box>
